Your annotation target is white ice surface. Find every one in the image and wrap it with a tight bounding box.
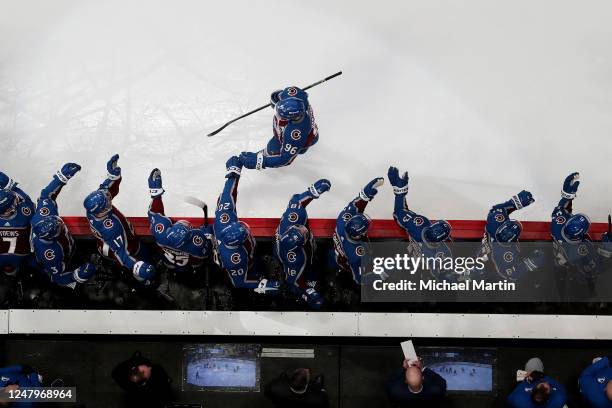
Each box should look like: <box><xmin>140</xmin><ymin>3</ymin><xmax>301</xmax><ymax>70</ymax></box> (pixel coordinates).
<box><xmin>1</xmin><ymin>0</ymin><xmax>611</xmax><ymax>221</ymax></box>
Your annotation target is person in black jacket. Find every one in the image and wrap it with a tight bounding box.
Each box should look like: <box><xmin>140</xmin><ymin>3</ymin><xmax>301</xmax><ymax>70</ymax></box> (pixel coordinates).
<box><xmin>385</xmin><ymin>359</ymin><xmax>447</xmax><ymax>407</ymax></box>
<box><xmin>111</xmin><ymin>351</ymin><xmax>172</xmax><ymax>408</ymax></box>
<box><xmin>264</xmin><ymin>367</ymin><xmax>328</xmax><ymax>408</ymax></box>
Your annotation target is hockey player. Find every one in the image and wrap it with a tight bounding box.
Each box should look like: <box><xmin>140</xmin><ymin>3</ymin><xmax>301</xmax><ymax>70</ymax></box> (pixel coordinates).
<box><xmin>481</xmin><ymin>189</ymin><xmax>543</xmax><ymax>281</ymax></box>
<box><xmin>387</xmin><ymin>166</ymin><xmax>453</xmax><ymax>280</ymax></box>
<box><xmin>83</xmin><ymin>154</ymin><xmax>155</xmax><ymax>283</ymax></box>
<box><xmin>0</xmin><ymin>364</ymin><xmax>42</xmax><ymax>407</ymax></box>
<box><xmin>274</xmin><ymin>179</ymin><xmax>331</xmax><ymax>309</ymax></box>
<box><xmin>333</xmin><ymin>177</ymin><xmax>384</xmax><ymax>284</ymax></box>
<box><xmin>550</xmin><ymin>172</ymin><xmax>609</xmax><ymax>283</ymax></box>
<box><xmin>213</xmin><ymin>156</ymin><xmax>280</xmax><ymax>293</ymax></box>
<box><xmin>0</xmin><ymin>172</ymin><xmax>34</xmax><ymax>276</ymax></box>
<box><xmin>31</xmin><ymin>163</ymin><xmax>95</xmax><ymax>287</ymax></box>
<box><xmin>239</xmin><ymin>86</ymin><xmax>318</xmax><ymax>170</ymax></box>
<box><xmin>147</xmin><ymin>168</ymin><xmax>213</xmax><ymax>273</ymax></box>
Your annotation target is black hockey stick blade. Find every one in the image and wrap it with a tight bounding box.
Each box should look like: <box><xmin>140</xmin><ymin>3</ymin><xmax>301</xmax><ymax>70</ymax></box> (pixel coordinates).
<box><xmin>206</xmin><ymin>71</ymin><xmax>342</xmax><ymax>137</ymax></box>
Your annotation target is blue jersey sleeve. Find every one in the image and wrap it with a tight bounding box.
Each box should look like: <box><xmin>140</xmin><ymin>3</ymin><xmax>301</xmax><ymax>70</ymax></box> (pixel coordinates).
<box><xmin>263</xmin><ymin>121</ymin><xmax>310</xmax><ymax>168</ymax></box>
<box><xmin>215</xmin><ymin>177</ymin><xmax>240</xmax><ymax>228</ymax></box>
<box><xmin>579</xmin><ymin>358</ymin><xmax>612</xmax><ymax>408</ymax></box>
<box><xmin>506</xmin><ymin>381</ymin><xmax>531</xmax><ymax>407</ymax></box>
<box><xmin>392</xmin><ymin>194</ymin><xmax>430</xmax><ymax>241</ymax></box>
<box><xmin>545</xmin><ymin>377</ymin><xmax>567</xmax><ymax>408</ymax></box>
<box><xmin>148</xmin><ymin>197</ymin><xmax>173</xmax><ymax>240</ymax></box>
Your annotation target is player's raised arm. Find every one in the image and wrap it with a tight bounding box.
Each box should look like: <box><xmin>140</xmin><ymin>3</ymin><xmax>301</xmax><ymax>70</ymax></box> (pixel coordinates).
<box><xmin>491</xmin><ymin>190</ymin><xmax>535</xmax><ymax>215</ymax></box>
<box><xmin>555</xmin><ymin>172</ymin><xmax>580</xmax><ymax>213</ymax></box>
<box><xmin>387</xmin><ymin>166</ymin><xmax>415</xmax><ymax>226</ymax></box>
<box><xmin>287</xmin><ymin>179</ymin><xmax>331</xmax><ymax>210</ymax></box>
<box><xmin>343</xmin><ymin>177</ymin><xmax>384</xmax><ymax>217</ymax></box>
<box><xmin>216</xmin><ymin>156</ymin><xmax>243</xmax><ymax>219</ymax></box>
<box><xmin>39</xmin><ymin>163</ymin><xmax>81</xmax><ymax>204</ymax></box>
<box><xmin>99</xmin><ymin>154</ymin><xmax>122</xmax><ymax>198</ymax></box>
<box><xmin>146</xmin><ymin>168</ymin><xmax>173</xmax><ymax>236</ymax></box>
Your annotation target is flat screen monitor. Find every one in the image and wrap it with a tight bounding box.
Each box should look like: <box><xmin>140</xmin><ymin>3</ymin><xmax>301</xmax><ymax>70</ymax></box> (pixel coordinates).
<box><xmin>182</xmin><ymin>344</ymin><xmax>260</xmax><ymax>392</ymax></box>
<box><xmin>419</xmin><ymin>347</ymin><xmax>497</xmax><ymax>394</ymax></box>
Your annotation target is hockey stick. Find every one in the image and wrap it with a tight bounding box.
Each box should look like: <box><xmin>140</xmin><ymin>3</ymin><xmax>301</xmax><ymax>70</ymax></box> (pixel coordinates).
<box><xmin>185</xmin><ymin>196</ymin><xmax>209</xmax><ymax>226</ymax></box>
<box><xmin>608</xmin><ymin>214</ymin><xmax>611</xmax><ymax>235</ymax></box>
<box><xmin>206</xmin><ymin>71</ymin><xmax>342</xmax><ymax>137</ymax></box>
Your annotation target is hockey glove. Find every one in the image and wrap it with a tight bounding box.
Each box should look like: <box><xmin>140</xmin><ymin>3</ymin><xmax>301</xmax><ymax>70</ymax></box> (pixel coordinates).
<box><xmin>561</xmin><ymin>172</ymin><xmax>580</xmax><ymax>199</ymax></box>
<box><xmin>388</xmin><ymin>166</ymin><xmax>409</xmax><ymax>195</ymax></box>
<box><xmin>56</xmin><ymin>163</ymin><xmax>81</xmax><ymax>184</ymax></box>
<box><xmin>309</xmin><ymin>179</ymin><xmax>331</xmax><ymax>198</ymax></box>
<box><xmin>106</xmin><ymin>154</ymin><xmax>121</xmax><ymax>180</ymax></box>
<box><xmin>360</xmin><ymin>177</ymin><xmax>385</xmax><ymax>201</ymax></box>
<box><xmin>225</xmin><ymin>155</ymin><xmax>243</xmax><ymax>178</ymax></box>
<box><xmin>511</xmin><ymin>190</ymin><xmax>535</xmax><ymax>210</ymax></box>
<box><xmin>148</xmin><ymin>168</ymin><xmax>164</xmax><ymax>197</ymax></box>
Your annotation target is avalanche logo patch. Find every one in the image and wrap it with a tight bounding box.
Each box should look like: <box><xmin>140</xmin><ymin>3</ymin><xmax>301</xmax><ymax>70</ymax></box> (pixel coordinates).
<box><xmin>288</xmin><ymin>212</ymin><xmax>299</xmax><ymax>223</ymax></box>
<box><xmin>578</xmin><ymin>245</ymin><xmax>588</xmax><ymax>256</ymax></box>
<box><xmin>231</xmin><ymin>253</ymin><xmax>241</xmax><ymax>264</ymax></box>
<box><xmin>287</xmin><ymin>251</ymin><xmax>297</xmax><ymax>262</ymax></box>
<box><xmin>44</xmin><ymin>249</ymin><xmax>55</xmax><ymax>261</ymax></box>
<box><xmin>287</xmin><ymin>87</ymin><xmax>298</xmax><ymax>96</ymax></box>
<box><xmin>220</xmin><ymin>213</ymin><xmax>230</xmax><ymax>224</ymax></box>
<box><xmin>495</xmin><ymin>214</ymin><xmax>506</xmax><ymax>223</ymax></box>
<box><xmin>193</xmin><ymin>235</ymin><xmax>203</xmax><ymax>246</ymax></box>
<box><xmin>39</xmin><ymin>207</ymin><xmax>50</xmax><ymax>217</ymax></box>
<box><xmin>291</xmin><ymin>129</ymin><xmax>301</xmax><ymax>140</ymax></box>
<box><xmin>503</xmin><ymin>251</ymin><xmax>514</xmax><ymax>263</ymax></box>
<box><xmin>556</xmin><ymin>216</ymin><xmax>566</xmax><ymax>225</ymax></box>
<box><xmin>414</xmin><ymin>217</ymin><xmax>424</xmax><ymax>226</ymax></box>
<box><xmin>22</xmin><ymin>207</ymin><xmax>32</xmax><ymax>216</ymax></box>
<box><xmin>342</xmin><ymin>213</ymin><xmax>351</xmax><ymax>222</ymax></box>
<box><xmin>103</xmin><ymin>219</ymin><xmax>114</xmax><ymax>229</ymax></box>
<box><xmin>355</xmin><ymin>246</ymin><xmax>365</xmax><ymax>257</ymax></box>
<box><xmin>155</xmin><ymin>223</ymin><xmax>164</xmax><ymax>234</ymax></box>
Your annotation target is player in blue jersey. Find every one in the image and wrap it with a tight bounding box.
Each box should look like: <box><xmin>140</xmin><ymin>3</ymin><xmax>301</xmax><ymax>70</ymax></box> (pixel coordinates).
<box><xmin>579</xmin><ymin>356</ymin><xmax>612</xmax><ymax>407</ymax></box>
<box><xmin>274</xmin><ymin>179</ymin><xmax>331</xmax><ymax>309</ymax></box>
<box><xmin>0</xmin><ymin>364</ymin><xmax>42</xmax><ymax>407</ymax></box>
<box><xmin>31</xmin><ymin>163</ymin><xmax>95</xmax><ymax>287</ymax></box>
<box><xmin>0</xmin><ymin>172</ymin><xmax>35</xmax><ymax>276</ymax></box>
<box><xmin>147</xmin><ymin>168</ymin><xmax>213</xmax><ymax>274</ymax></box>
<box><xmin>240</xmin><ymin>86</ymin><xmax>318</xmax><ymax>170</ymax></box>
<box><xmin>333</xmin><ymin>177</ymin><xmax>384</xmax><ymax>285</ymax></box>
<box><xmin>480</xmin><ymin>189</ymin><xmax>544</xmax><ymax>281</ymax></box>
<box><xmin>388</xmin><ymin>166</ymin><xmax>454</xmax><ymax>281</ymax></box>
<box><xmin>83</xmin><ymin>154</ymin><xmax>155</xmax><ymax>284</ymax></box>
<box><xmin>213</xmin><ymin>156</ymin><xmax>280</xmax><ymax>294</ymax></box>
<box><xmin>550</xmin><ymin>172</ymin><xmax>610</xmax><ymax>286</ymax></box>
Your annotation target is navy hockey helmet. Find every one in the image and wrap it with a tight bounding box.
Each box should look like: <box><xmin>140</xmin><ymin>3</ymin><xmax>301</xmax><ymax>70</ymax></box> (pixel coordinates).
<box><xmin>133</xmin><ymin>261</ymin><xmax>155</xmax><ymax>282</ymax></box>
<box><xmin>33</xmin><ymin>215</ymin><xmax>63</xmax><ymax>240</ymax></box>
<box><xmin>423</xmin><ymin>220</ymin><xmax>451</xmax><ymax>243</ymax></box>
<box><xmin>279</xmin><ymin>225</ymin><xmax>309</xmax><ymax>252</ymax></box>
<box><xmin>166</xmin><ymin>220</ymin><xmax>193</xmax><ymax>249</ymax></box>
<box><xmin>220</xmin><ymin>222</ymin><xmax>248</xmax><ymax>247</ymax></box>
<box><xmin>275</xmin><ymin>97</ymin><xmax>306</xmax><ymax>122</ymax></box>
<box><xmin>346</xmin><ymin>214</ymin><xmax>371</xmax><ymax>240</ymax></box>
<box><xmin>563</xmin><ymin>213</ymin><xmax>590</xmax><ymax>241</ymax></box>
<box><xmin>83</xmin><ymin>190</ymin><xmax>111</xmax><ymax>216</ymax></box>
<box><xmin>0</xmin><ymin>190</ymin><xmax>17</xmax><ymax>218</ymax></box>
<box><xmin>495</xmin><ymin>220</ymin><xmax>522</xmax><ymax>242</ymax></box>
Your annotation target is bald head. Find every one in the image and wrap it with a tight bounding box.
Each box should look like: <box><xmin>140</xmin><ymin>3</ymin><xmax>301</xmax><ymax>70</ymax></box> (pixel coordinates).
<box><xmin>404</xmin><ymin>366</ymin><xmax>423</xmax><ymax>392</ymax></box>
